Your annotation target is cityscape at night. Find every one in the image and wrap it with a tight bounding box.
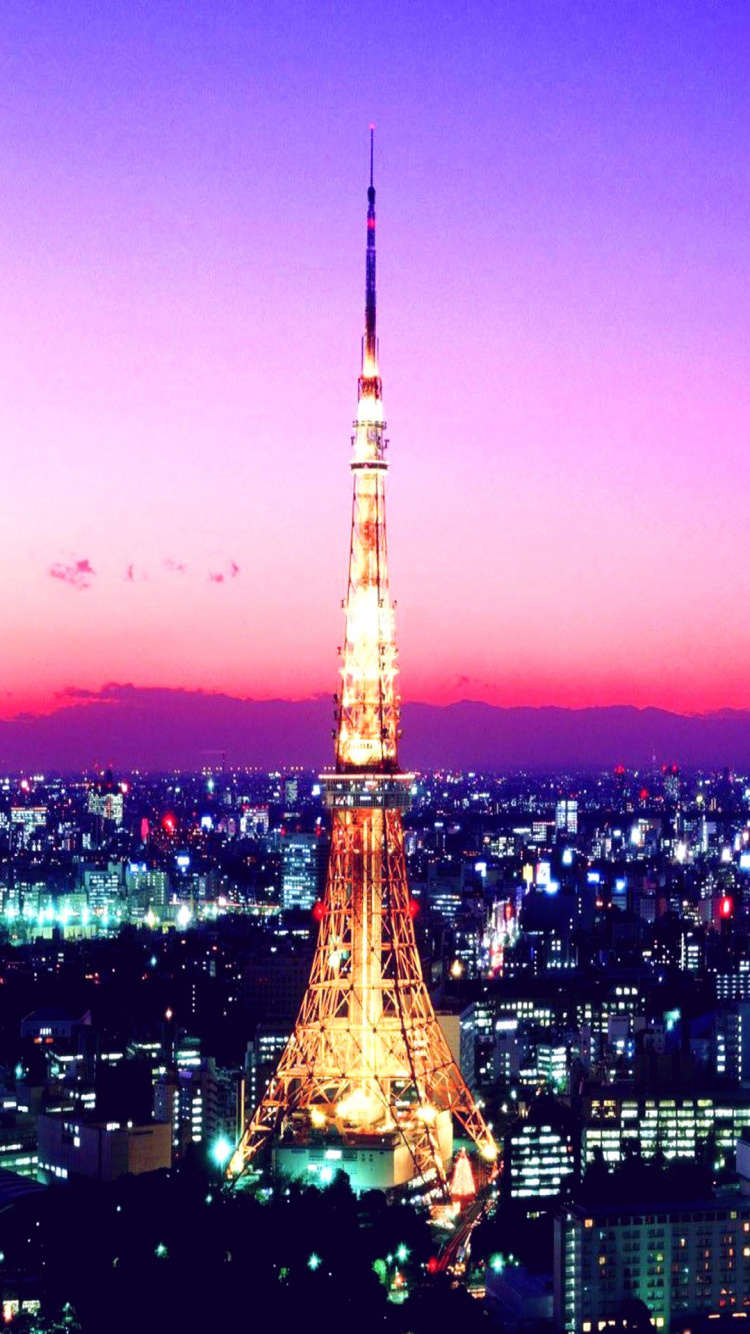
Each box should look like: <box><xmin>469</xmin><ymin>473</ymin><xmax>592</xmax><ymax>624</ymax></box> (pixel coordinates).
<box><xmin>6</xmin><ymin>763</ymin><xmax>750</xmax><ymax>1330</ymax></box>
<box><xmin>2</xmin><ymin>2</ymin><xmax>750</xmax><ymax>1332</ymax></box>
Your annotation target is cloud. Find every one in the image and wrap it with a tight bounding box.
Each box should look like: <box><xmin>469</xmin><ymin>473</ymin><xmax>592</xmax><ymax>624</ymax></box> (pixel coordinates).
<box><xmin>48</xmin><ymin>558</ymin><xmax>95</xmax><ymax>590</ymax></box>
<box><xmin>165</xmin><ymin>558</ymin><xmax>186</xmax><ymax>574</ymax></box>
<box><xmin>452</xmin><ymin>673</ymin><xmax>494</xmax><ymax>695</ymax></box>
<box><xmin>209</xmin><ymin>561</ymin><xmax>240</xmax><ymax>583</ymax></box>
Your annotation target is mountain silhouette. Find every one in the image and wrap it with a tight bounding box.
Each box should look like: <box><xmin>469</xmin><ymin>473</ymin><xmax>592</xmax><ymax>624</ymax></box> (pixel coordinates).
<box><xmin>0</xmin><ymin>684</ymin><xmax>747</xmax><ymax>773</ymax></box>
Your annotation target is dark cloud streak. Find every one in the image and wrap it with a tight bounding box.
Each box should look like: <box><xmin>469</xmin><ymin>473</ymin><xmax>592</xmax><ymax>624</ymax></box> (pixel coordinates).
<box><xmin>48</xmin><ymin>559</ymin><xmax>95</xmax><ymax>590</ymax></box>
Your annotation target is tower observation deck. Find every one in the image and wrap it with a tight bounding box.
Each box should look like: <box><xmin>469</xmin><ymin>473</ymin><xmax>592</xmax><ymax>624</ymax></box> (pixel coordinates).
<box><xmin>229</xmin><ymin>132</ymin><xmax>497</xmax><ymax>1198</ymax></box>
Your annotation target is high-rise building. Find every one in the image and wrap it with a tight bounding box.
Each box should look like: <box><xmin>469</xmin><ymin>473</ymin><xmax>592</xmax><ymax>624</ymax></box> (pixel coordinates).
<box><xmin>83</xmin><ymin>863</ymin><xmax>123</xmax><ymax>913</ymax></box>
<box><xmin>554</xmin><ymin>1193</ymin><xmax>750</xmax><ymax>1331</ymax></box>
<box><xmin>283</xmin><ymin>776</ymin><xmax>299</xmax><ymax>814</ymax></box>
<box><xmin>281</xmin><ymin>832</ymin><xmax>322</xmax><ymax>911</ymax></box>
<box><xmin>579</xmin><ymin>1088</ymin><xmax>750</xmax><ymax>1170</ymax></box>
<box><xmin>556</xmin><ymin>800</ymin><xmax>579</xmax><ymax>836</ymax></box>
<box><xmin>125</xmin><ymin>864</ymin><xmax>169</xmax><ymax>911</ymax></box>
<box><xmin>229</xmin><ymin>136</ymin><xmax>497</xmax><ymax>1199</ymax></box>
<box><xmin>504</xmin><ymin>1091</ymin><xmax>578</xmax><ymax>1209</ymax></box>
<box><xmin>87</xmin><ymin>770</ymin><xmax>125</xmax><ymax>826</ymax></box>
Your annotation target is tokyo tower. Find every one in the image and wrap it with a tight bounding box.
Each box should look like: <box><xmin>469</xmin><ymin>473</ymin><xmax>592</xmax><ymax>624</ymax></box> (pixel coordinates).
<box><xmin>229</xmin><ymin>133</ymin><xmax>498</xmax><ymax>1197</ymax></box>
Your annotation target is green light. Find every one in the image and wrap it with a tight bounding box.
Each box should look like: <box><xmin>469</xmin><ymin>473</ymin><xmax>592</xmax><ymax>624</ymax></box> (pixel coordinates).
<box><xmin>307</xmin><ymin>1253</ymin><xmax>321</xmax><ymax>1271</ymax></box>
<box><xmin>396</xmin><ymin>1244</ymin><xmax>409</xmax><ymax>1264</ymax></box>
<box><xmin>211</xmin><ymin>1136</ymin><xmax>233</xmax><ymax>1168</ymax></box>
<box><xmin>155</xmin><ymin>1243</ymin><xmax>167</xmax><ymax>1258</ymax></box>
<box><xmin>14</xmin><ymin>1064</ymin><xmax>23</xmax><ymax>1081</ymax></box>
<box><xmin>205</xmin><ymin>1193</ymin><xmax>213</xmax><ymax>1205</ymax></box>
<box><xmin>490</xmin><ymin>1253</ymin><xmax>505</xmax><ymax>1273</ymax></box>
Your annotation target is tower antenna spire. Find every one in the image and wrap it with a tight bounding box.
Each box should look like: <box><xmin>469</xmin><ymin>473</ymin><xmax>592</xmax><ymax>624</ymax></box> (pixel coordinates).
<box><xmin>364</xmin><ymin>125</ymin><xmax>377</xmax><ymax>372</ymax></box>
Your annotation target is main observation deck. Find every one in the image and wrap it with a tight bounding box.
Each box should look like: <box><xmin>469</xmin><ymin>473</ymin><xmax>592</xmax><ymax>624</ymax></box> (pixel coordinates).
<box><xmin>321</xmin><ymin>772</ymin><xmax>413</xmax><ymax>810</ymax></box>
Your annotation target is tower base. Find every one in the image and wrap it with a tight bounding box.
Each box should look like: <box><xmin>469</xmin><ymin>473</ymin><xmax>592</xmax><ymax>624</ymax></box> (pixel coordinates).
<box><xmin>273</xmin><ymin>1110</ymin><xmax>453</xmax><ymax>1194</ymax></box>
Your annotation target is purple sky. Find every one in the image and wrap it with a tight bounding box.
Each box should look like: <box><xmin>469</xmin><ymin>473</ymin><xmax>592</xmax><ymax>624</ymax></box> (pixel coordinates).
<box><xmin>2</xmin><ymin>1</ymin><xmax>750</xmax><ymax>721</ymax></box>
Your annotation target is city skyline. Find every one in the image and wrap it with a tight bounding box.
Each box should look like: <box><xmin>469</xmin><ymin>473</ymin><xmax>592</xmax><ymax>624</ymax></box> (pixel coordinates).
<box><xmin>4</xmin><ymin>2</ymin><xmax>750</xmax><ymax>726</ymax></box>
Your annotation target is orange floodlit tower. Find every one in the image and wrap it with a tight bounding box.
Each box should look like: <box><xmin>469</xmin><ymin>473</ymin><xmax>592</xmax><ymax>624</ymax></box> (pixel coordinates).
<box><xmin>229</xmin><ymin>133</ymin><xmax>497</xmax><ymax>1197</ymax></box>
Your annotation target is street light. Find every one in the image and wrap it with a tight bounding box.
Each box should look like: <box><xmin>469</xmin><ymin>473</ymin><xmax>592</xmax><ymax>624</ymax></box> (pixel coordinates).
<box><xmin>211</xmin><ymin>1137</ymin><xmax>233</xmax><ymax>1169</ymax></box>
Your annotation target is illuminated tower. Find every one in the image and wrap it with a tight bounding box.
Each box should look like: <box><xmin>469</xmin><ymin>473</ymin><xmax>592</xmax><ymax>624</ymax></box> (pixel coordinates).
<box><xmin>230</xmin><ymin>133</ymin><xmax>497</xmax><ymax>1196</ymax></box>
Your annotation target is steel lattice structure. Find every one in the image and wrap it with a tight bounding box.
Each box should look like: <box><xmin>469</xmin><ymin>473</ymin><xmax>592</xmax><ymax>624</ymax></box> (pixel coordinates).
<box><xmin>229</xmin><ymin>133</ymin><xmax>498</xmax><ymax>1196</ymax></box>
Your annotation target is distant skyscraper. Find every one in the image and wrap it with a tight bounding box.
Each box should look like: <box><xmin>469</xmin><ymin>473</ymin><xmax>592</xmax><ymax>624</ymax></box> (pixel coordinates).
<box><xmin>281</xmin><ymin>832</ymin><xmax>321</xmax><ymax>911</ymax></box>
<box><xmin>83</xmin><ymin>863</ymin><xmax>123</xmax><ymax>913</ymax></box>
<box><xmin>87</xmin><ymin>770</ymin><xmax>125</xmax><ymax>826</ymax></box>
<box><xmin>283</xmin><ymin>776</ymin><xmax>299</xmax><ymax>814</ymax></box>
<box><xmin>555</xmin><ymin>799</ymin><xmax>578</xmax><ymax>836</ymax></box>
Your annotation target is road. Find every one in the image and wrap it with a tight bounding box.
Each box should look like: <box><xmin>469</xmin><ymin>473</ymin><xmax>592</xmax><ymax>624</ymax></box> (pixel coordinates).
<box><xmin>434</xmin><ymin>1176</ymin><xmax>499</xmax><ymax>1274</ymax></box>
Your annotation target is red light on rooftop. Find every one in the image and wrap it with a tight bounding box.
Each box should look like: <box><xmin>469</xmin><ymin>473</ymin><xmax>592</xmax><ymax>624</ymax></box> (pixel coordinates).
<box><xmin>162</xmin><ymin>813</ymin><xmax>177</xmax><ymax>835</ymax></box>
<box><xmin>426</xmin><ymin>1257</ymin><xmax>439</xmax><ymax>1274</ymax></box>
<box><xmin>721</xmin><ymin>895</ymin><xmax>734</xmax><ymax>919</ymax></box>
<box><xmin>312</xmin><ymin>901</ymin><xmax>325</xmax><ymax>922</ymax></box>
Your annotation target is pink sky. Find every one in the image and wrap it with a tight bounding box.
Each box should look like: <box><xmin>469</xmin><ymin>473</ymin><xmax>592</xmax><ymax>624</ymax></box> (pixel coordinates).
<box><xmin>2</xmin><ymin>2</ymin><xmax>750</xmax><ymax>721</ymax></box>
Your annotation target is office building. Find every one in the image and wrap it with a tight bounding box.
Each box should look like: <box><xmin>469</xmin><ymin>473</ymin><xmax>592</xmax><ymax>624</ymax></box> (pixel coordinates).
<box><xmin>555</xmin><ymin>1193</ymin><xmax>750</xmax><ymax>1331</ymax></box>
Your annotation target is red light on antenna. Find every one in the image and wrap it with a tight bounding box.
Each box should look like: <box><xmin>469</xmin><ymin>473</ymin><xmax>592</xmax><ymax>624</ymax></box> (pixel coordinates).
<box><xmin>408</xmin><ymin>898</ymin><xmax>420</xmax><ymax>919</ymax></box>
<box><xmin>312</xmin><ymin>901</ymin><xmax>325</xmax><ymax>922</ymax></box>
<box><xmin>721</xmin><ymin>895</ymin><xmax>734</xmax><ymax>919</ymax></box>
